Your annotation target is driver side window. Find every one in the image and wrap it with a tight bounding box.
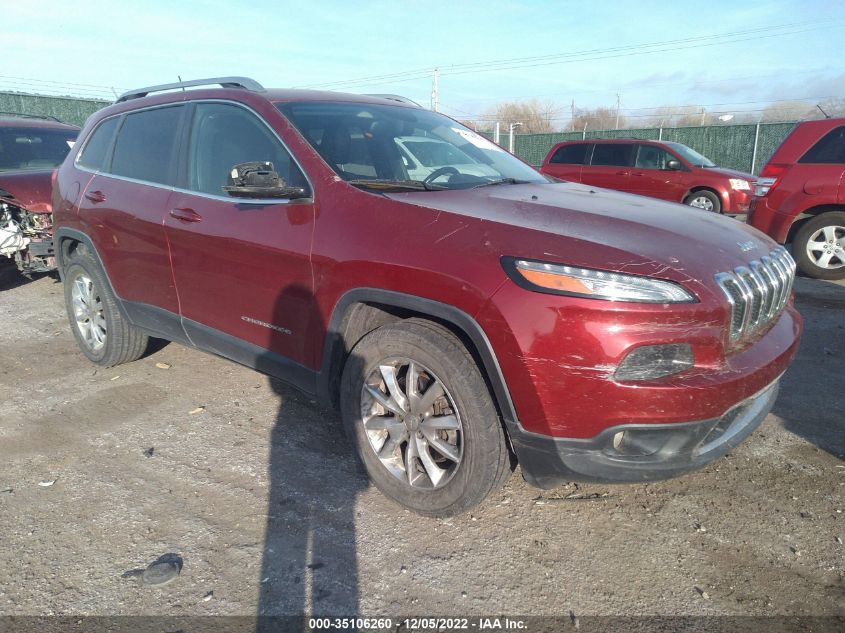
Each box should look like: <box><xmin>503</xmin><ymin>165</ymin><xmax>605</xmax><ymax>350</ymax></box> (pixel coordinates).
<box><xmin>635</xmin><ymin>145</ymin><xmax>673</xmax><ymax>170</ymax></box>
<box><xmin>188</xmin><ymin>102</ymin><xmax>306</xmax><ymax>197</ymax></box>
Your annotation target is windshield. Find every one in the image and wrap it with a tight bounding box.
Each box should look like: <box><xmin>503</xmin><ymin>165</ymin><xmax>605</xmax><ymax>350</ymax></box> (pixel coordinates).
<box><xmin>276</xmin><ymin>101</ymin><xmax>546</xmax><ymax>189</ymax></box>
<box><xmin>664</xmin><ymin>142</ymin><xmax>716</xmax><ymax>168</ymax></box>
<box><xmin>0</xmin><ymin>126</ymin><xmax>77</xmax><ymax>172</ymax></box>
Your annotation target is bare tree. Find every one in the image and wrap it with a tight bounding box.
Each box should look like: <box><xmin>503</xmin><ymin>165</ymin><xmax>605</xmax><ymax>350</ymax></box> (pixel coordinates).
<box><xmin>483</xmin><ymin>99</ymin><xmax>562</xmax><ymax>134</ymax></box>
<box><xmin>570</xmin><ymin>106</ymin><xmax>625</xmax><ymax>132</ymax></box>
<box><xmin>759</xmin><ymin>100</ymin><xmax>815</xmax><ymax>122</ymax></box>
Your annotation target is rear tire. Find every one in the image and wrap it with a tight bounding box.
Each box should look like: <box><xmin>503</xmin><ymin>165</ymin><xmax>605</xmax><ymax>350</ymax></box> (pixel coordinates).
<box><xmin>63</xmin><ymin>246</ymin><xmax>148</xmax><ymax>366</ymax></box>
<box><xmin>793</xmin><ymin>212</ymin><xmax>845</xmax><ymax>280</ymax></box>
<box><xmin>685</xmin><ymin>190</ymin><xmax>721</xmax><ymax>213</ymax></box>
<box><xmin>340</xmin><ymin>318</ymin><xmax>511</xmax><ymax>517</ymax></box>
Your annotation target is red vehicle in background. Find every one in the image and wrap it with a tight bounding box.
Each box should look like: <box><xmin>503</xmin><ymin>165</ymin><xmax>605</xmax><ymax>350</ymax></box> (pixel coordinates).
<box><xmin>540</xmin><ymin>139</ymin><xmax>755</xmax><ymax>215</ymax></box>
<box><xmin>0</xmin><ymin>114</ymin><xmax>79</xmax><ymax>276</ymax></box>
<box><xmin>750</xmin><ymin>118</ymin><xmax>845</xmax><ymax>280</ymax></box>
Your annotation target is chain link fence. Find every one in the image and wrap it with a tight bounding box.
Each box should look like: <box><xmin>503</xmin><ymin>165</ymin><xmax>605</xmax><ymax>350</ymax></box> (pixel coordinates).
<box><xmin>0</xmin><ymin>92</ymin><xmax>110</xmax><ymax>127</ymax></box>
<box><xmin>1</xmin><ymin>91</ymin><xmax>799</xmax><ymax>174</ymax></box>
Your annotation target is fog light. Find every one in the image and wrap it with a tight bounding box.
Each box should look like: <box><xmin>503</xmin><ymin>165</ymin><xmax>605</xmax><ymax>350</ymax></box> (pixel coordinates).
<box><xmin>615</xmin><ymin>344</ymin><xmax>694</xmax><ymax>381</ymax></box>
<box><xmin>612</xmin><ymin>431</ymin><xmax>625</xmax><ymax>450</ymax></box>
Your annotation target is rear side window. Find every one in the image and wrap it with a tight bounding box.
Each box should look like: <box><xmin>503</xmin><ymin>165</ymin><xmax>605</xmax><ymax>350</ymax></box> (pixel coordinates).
<box><xmin>77</xmin><ymin>117</ymin><xmax>118</xmax><ymax>170</ymax></box>
<box><xmin>590</xmin><ymin>143</ymin><xmax>635</xmax><ymax>167</ymax></box>
<box><xmin>550</xmin><ymin>143</ymin><xmax>589</xmax><ymax>165</ymax></box>
<box><xmin>799</xmin><ymin>126</ymin><xmax>845</xmax><ymax>164</ymax></box>
<box><xmin>187</xmin><ymin>102</ymin><xmax>307</xmax><ymax>197</ymax></box>
<box><xmin>110</xmin><ymin>106</ymin><xmax>183</xmax><ymax>185</ymax></box>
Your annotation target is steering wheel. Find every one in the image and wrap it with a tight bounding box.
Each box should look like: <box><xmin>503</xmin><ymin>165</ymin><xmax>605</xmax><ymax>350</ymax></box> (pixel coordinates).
<box><xmin>423</xmin><ymin>166</ymin><xmax>459</xmax><ymax>184</ymax></box>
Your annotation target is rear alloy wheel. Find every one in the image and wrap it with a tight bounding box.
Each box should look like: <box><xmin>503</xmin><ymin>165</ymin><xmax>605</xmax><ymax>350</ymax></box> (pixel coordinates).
<box><xmin>70</xmin><ymin>271</ymin><xmax>107</xmax><ymax>353</ymax></box>
<box><xmin>793</xmin><ymin>212</ymin><xmax>845</xmax><ymax>280</ymax></box>
<box><xmin>341</xmin><ymin>319</ymin><xmax>511</xmax><ymax>516</ymax></box>
<box><xmin>685</xmin><ymin>190</ymin><xmax>721</xmax><ymax>213</ymax></box>
<box><xmin>63</xmin><ymin>246</ymin><xmax>148</xmax><ymax>366</ymax></box>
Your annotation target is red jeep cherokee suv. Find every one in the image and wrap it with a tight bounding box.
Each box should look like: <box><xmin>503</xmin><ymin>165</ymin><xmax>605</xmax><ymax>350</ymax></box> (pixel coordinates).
<box><xmin>541</xmin><ymin>139</ymin><xmax>755</xmax><ymax>214</ymax></box>
<box><xmin>52</xmin><ymin>78</ymin><xmax>801</xmax><ymax>516</ymax></box>
<box><xmin>750</xmin><ymin>118</ymin><xmax>845</xmax><ymax>280</ymax></box>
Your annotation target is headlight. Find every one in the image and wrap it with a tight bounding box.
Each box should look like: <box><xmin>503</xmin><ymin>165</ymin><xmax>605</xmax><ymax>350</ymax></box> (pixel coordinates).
<box><xmin>729</xmin><ymin>178</ymin><xmax>751</xmax><ymax>191</ymax></box>
<box><xmin>503</xmin><ymin>258</ymin><xmax>696</xmax><ymax>303</ymax></box>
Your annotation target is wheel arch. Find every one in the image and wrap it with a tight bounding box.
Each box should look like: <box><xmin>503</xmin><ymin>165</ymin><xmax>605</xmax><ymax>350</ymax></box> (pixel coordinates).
<box><xmin>785</xmin><ymin>204</ymin><xmax>845</xmax><ymax>244</ymax></box>
<box><xmin>54</xmin><ymin>228</ymin><xmax>129</xmax><ymax>317</ymax></box>
<box><xmin>683</xmin><ymin>185</ymin><xmax>724</xmax><ymax>205</ymax></box>
<box><xmin>317</xmin><ymin>288</ymin><xmax>519</xmax><ymax>432</ymax></box>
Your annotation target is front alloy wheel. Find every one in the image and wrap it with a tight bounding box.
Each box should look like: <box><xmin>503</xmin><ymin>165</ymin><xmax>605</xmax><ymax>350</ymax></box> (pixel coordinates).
<box><xmin>360</xmin><ymin>358</ymin><xmax>463</xmax><ymax>489</ymax></box>
<box><xmin>70</xmin><ymin>271</ymin><xmax>107</xmax><ymax>352</ymax></box>
<box><xmin>340</xmin><ymin>319</ymin><xmax>511</xmax><ymax>516</ymax></box>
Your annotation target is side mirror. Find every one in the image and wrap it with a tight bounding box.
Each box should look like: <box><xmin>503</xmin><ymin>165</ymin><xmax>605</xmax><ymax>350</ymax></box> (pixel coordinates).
<box><xmin>223</xmin><ymin>161</ymin><xmax>309</xmax><ymax>199</ymax></box>
<box><xmin>666</xmin><ymin>159</ymin><xmax>682</xmax><ymax>171</ymax></box>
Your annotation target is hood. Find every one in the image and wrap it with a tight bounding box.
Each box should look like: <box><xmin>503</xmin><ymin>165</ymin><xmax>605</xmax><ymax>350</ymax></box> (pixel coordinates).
<box><xmin>0</xmin><ymin>170</ymin><xmax>54</xmax><ymax>213</ymax></box>
<box><xmin>698</xmin><ymin>166</ymin><xmax>756</xmax><ymax>181</ymax></box>
<box><xmin>385</xmin><ymin>182</ymin><xmax>777</xmax><ymax>289</ymax></box>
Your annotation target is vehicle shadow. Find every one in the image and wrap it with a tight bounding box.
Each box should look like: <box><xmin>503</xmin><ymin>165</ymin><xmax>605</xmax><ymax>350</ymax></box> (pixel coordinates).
<box><xmin>255</xmin><ymin>283</ymin><xmax>366</xmax><ymax>631</ymax></box>
<box><xmin>771</xmin><ymin>277</ymin><xmax>845</xmax><ymax>460</ymax></box>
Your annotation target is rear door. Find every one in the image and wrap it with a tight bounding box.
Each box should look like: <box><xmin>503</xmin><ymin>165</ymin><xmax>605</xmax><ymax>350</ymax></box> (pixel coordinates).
<box><xmin>164</xmin><ymin>101</ymin><xmax>316</xmax><ymax>372</ymax></box>
<box><xmin>542</xmin><ymin>143</ymin><xmax>591</xmax><ymax>181</ymax></box>
<box><xmin>628</xmin><ymin>144</ymin><xmax>686</xmax><ymax>201</ymax></box>
<box><xmin>76</xmin><ymin>105</ymin><xmax>185</xmax><ymax>317</ymax></box>
<box><xmin>580</xmin><ymin>143</ymin><xmax>636</xmax><ymax>192</ymax></box>
<box><xmin>795</xmin><ymin>125</ymin><xmax>845</xmax><ymax>203</ymax></box>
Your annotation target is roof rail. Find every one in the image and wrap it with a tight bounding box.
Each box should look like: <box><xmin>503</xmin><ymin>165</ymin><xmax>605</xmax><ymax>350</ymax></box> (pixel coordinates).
<box><xmin>117</xmin><ymin>76</ymin><xmax>264</xmax><ymax>103</ymax></box>
<box><xmin>364</xmin><ymin>94</ymin><xmax>422</xmax><ymax>108</ymax></box>
<box><xmin>0</xmin><ymin>111</ymin><xmax>62</xmax><ymax>122</ymax></box>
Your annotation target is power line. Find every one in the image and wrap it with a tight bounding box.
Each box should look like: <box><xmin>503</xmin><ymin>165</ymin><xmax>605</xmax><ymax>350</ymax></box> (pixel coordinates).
<box><xmin>298</xmin><ymin>18</ymin><xmax>844</xmax><ymax>90</ymax></box>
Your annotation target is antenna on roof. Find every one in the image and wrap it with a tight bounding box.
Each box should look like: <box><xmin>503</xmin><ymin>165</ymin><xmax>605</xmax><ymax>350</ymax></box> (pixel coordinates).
<box><xmin>817</xmin><ymin>104</ymin><xmax>831</xmax><ymax>119</ymax></box>
<box><xmin>178</xmin><ymin>75</ymin><xmax>184</xmax><ymax>92</ymax></box>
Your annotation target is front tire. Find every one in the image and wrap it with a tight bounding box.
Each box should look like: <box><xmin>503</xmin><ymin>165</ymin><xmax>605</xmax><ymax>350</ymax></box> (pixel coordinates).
<box><xmin>793</xmin><ymin>212</ymin><xmax>845</xmax><ymax>280</ymax></box>
<box><xmin>685</xmin><ymin>190</ymin><xmax>721</xmax><ymax>213</ymax></box>
<box><xmin>63</xmin><ymin>246</ymin><xmax>148</xmax><ymax>366</ymax></box>
<box><xmin>340</xmin><ymin>319</ymin><xmax>511</xmax><ymax>517</ymax></box>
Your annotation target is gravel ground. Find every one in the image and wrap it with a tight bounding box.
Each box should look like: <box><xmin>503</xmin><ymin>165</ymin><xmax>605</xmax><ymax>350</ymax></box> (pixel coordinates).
<box><xmin>0</xmin><ymin>270</ymin><xmax>843</xmax><ymax>618</ymax></box>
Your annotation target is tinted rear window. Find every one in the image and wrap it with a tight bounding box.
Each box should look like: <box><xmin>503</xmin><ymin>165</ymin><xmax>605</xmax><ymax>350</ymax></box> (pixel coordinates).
<box><xmin>550</xmin><ymin>144</ymin><xmax>589</xmax><ymax>165</ymax></box>
<box><xmin>77</xmin><ymin>117</ymin><xmax>118</xmax><ymax>170</ymax></box>
<box><xmin>590</xmin><ymin>143</ymin><xmax>635</xmax><ymax>167</ymax></box>
<box><xmin>799</xmin><ymin>126</ymin><xmax>845</xmax><ymax>164</ymax></box>
<box><xmin>110</xmin><ymin>106</ymin><xmax>183</xmax><ymax>185</ymax></box>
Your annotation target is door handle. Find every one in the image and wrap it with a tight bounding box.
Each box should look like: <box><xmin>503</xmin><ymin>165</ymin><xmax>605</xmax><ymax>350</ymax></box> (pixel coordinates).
<box><xmin>631</xmin><ymin>171</ymin><xmax>645</xmax><ymax>177</ymax></box>
<box><xmin>169</xmin><ymin>207</ymin><xmax>203</xmax><ymax>223</ymax></box>
<box><xmin>84</xmin><ymin>190</ymin><xmax>106</xmax><ymax>203</ymax></box>
<box><xmin>615</xmin><ymin>170</ymin><xmax>630</xmax><ymax>176</ymax></box>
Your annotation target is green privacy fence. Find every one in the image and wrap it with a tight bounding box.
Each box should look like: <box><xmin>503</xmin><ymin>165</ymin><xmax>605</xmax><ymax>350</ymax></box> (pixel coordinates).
<box><xmin>487</xmin><ymin>122</ymin><xmax>798</xmax><ymax>175</ymax></box>
<box><xmin>2</xmin><ymin>91</ymin><xmax>798</xmax><ymax>174</ymax></box>
<box><xmin>0</xmin><ymin>92</ymin><xmax>110</xmax><ymax>127</ymax></box>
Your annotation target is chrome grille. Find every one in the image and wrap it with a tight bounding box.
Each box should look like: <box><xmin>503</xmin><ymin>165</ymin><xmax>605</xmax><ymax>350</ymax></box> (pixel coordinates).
<box><xmin>715</xmin><ymin>247</ymin><xmax>796</xmax><ymax>343</ymax></box>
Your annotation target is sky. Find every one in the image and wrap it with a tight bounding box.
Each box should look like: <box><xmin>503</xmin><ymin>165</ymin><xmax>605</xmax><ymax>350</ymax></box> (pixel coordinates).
<box><xmin>5</xmin><ymin>0</ymin><xmax>845</xmax><ymax>125</ymax></box>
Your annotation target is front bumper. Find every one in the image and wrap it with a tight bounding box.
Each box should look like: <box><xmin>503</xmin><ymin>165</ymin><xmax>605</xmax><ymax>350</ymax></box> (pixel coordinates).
<box><xmin>512</xmin><ymin>379</ymin><xmax>780</xmax><ymax>488</ymax></box>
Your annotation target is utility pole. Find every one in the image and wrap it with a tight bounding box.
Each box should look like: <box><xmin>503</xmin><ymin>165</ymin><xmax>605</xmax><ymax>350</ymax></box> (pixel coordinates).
<box><xmin>494</xmin><ymin>121</ymin><xmax>500</xmax><ymax>145</ymax></box>
<box><xmin>431</xmin><ymin>67</ymin><xmax>439</xmax><ymax>112</ymax></box>
<box><xmin>700</xmin><ymin>108</ymin><xmax>706</xmax><ymax>126</ymax></box>
<box><xmin>571</xmin><ymin>99</ymin><xmax>576</xmax><ymax>131</ymax></box>
<box><xmin>614</xmin><ymin>93</ymin><xmax>621</xmax><ymax>130</ymax></box>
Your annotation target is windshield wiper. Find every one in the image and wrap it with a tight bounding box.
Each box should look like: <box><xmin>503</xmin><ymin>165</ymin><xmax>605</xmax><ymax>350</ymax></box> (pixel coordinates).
<box><xmin>348</xmin><ymin>179</ymin><xmax>447</xmax><ymax>192</ymax></box>
<box><xmin>472</xmin><ymin>178</ymin><xmax>531</xmax><ymax>188</ymax></box>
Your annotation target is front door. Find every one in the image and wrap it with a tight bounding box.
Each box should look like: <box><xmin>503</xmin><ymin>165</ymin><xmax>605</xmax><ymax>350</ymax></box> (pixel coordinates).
<box><xmin>164</xmin><ymin>101</ymin><xmax>316</xmax><ymax>376</ymax></box>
